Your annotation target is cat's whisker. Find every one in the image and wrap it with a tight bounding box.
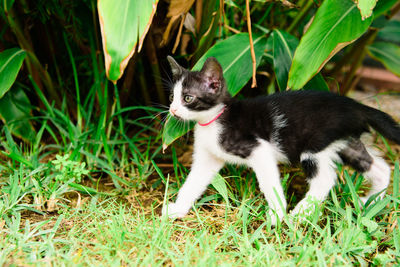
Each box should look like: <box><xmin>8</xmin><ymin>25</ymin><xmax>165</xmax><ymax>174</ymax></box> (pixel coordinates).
<box><xmin>160</xmin><ymin>65</ymin><xmax>174</xmax><ymax>84</ymax></box>
<box><xmin>147</xmin><ymin>102</ymin><xmax>170</xmax><ymax>124</ymax></box>
<box><xmin>185</xmin><ymin>120</ymin><xmax>191</xmax><ymax>143</ymax></box>
<box><xmin>151</xmin><ymin>72</ymin><xmax>174</xmax><ymax>91</ymax></box>
<box><xmin>155</xmin><ymin>67</ymin><xmax>175</xmax><ymax>92</ymax></box>
<box><xmin>147</xmin><ymin>110</ymin><xmax>167</xmax><ymax>122</ymax></box>
<box><xmin>151</xmin><ymin>102</ymin><xmax>170</xmax><ymax>110</ymax></box>
<box><xmin>160</xmin><ymin>115</ymin><xmax>170</xmax><ymax>127</ymax></box>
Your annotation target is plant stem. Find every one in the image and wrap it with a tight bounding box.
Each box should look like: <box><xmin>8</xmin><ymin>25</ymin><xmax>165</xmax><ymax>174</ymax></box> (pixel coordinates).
<box><xmin>287</xmin><ymin>0</ymin><xmax>314</xmax><ymax>34</ymax></box>
<box><xmin>145</xmin><ymin>34</ymin><xmax>167</xmax><ymax>105</ymax></box>
<box><xmin>64</xmin><ymin>33</ymin><xmax>82</xmax><ymax>132</ymax></box>
<box><xmin>340</xmin><ymin>29</ymin><xmax>378</xmax><ymax>95</ymax></box>
<box><xmin>246</xmin><ymin>0</ymin><xmax>257</xmax><ymax>88</ymax></box>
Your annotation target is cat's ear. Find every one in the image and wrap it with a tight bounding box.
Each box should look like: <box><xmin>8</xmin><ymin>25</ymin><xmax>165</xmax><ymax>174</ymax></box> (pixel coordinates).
<box><xmin>200</xmin><ymin>57</ymin><xmax>224</xmax><ymax>93</ymax></box>
<box><xmin>167</xmin><ymin>56</ymin><xmax>184</xmax><ymax>79</ymax></box>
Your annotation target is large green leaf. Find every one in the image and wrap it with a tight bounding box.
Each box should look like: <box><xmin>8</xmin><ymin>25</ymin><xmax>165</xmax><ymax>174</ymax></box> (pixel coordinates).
<box><xmin>0</xmin><ymin>87</ymin><xmax>35</xmax><ymax>142</ymax></box>
<box><xmin>367</xmin><ymin>42</ymin><xmax>400</xmax><ymax>76</ymax></box>
<box><xmin>288</xmin><ymin>0</ymin><xmax>372</xmax><ymax>89</ymax></box>
<box><xmin>98</xmin><ymin>0</ymin><xmax>158</xmax><ymax>83</ymax></box>
<box><xmin>272</xmin><ymin>29</ymin><xmax>329</xmax><ymax>91</ymax></box>
<box><xmin>355</xmin><ymin>0</ymin><xmax>377</xmax><ymax>20</ymax></box>
<box><xmin>162</xmin><ymin>116</ymin><xmax>195</xmax><ymax>150</ymax></box>
<box><xmin>162</xmin><ymin>33</ymin><xmax>269</xmax><ymax>148</ymax></box>
<box><xmin>377</xmin><ymin>20</ymin><xmax>400</xmax><ymax>43</ymax></box>
<box><xmin>272</xmin><ymin>30</ymin><xmax>298</xmax><ymax>91</ymax></box>
<box><xmin>0</xmin><ymin>48</ymin><xmax>26</xmax><ymax>99</ymax></box>
<box><xmin>303</xmin><ymin>74</ymin><xmax>330</xmax><ymax>91</ymax></box>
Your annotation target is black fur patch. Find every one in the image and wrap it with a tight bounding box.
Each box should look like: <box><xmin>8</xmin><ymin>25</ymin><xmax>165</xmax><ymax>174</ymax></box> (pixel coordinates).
<box><xmin>214</xmin><ymin>90</ymin><xmax>399</xmax><ymax>161</ymax></box>
<box><xmin>218</xmin><ymin>100</ymin><xmax>274</xmax><ymax>158</ymax></box>
<box><xmin>216</xmin><ymin>91</ymin><xmax>370</xmax><ymax>161</ymax></box>
<box><xmin>339</xmin><ymin>138</ymin><xmax>373</xmax><ymax>172</ymax></box>
<box><xmin>301</xmin><ymin>158</ymin><xmax>318</xmax><ymax>178</ymax></box>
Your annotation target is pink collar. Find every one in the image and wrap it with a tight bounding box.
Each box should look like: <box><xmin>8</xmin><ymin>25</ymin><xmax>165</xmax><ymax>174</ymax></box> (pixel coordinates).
<box><xmin>198</xmin><ymin>106</ymin><xmax>226</xmax><ymax>126</ymax></box>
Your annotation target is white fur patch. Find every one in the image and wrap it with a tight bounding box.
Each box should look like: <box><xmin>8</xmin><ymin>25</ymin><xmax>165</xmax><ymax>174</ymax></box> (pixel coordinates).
<box><xmin>361</xmin><ymin>154</ymin><xmax>391</xmax><ymax>204</ymax></box>
<box><xmin>170</xmin><ymin>78</ymin><xmax>187</xmax><ymax>118</ymax></box>
<box><xmin>194</xmin><ymin>122</ymin><xmax>247</xmax><ymax>165</ymax></box>
<box><xmin>248</xmin><ymin>139</ymin><xmax>287</xmax><ymax>224</ymax></box>
<box><xmin>292</xmin><ymin>141</ymin><xmax>348</xmax><ymax>216</ymax></box>
<box><xmin>270</xmin><ymin>104</ymin><xmax>288</xmax><ymax>146</ymax></box>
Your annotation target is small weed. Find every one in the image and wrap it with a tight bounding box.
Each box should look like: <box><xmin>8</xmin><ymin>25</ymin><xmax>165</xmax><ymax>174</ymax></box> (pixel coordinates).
<box><xmin>52</xmin><ymin>154</ymin><xmax>89</xmax><ymax>183</ymax></box>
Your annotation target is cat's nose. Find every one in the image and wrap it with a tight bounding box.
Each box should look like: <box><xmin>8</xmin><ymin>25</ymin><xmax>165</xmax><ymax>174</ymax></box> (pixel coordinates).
<box><xmin>170</xmin><ymin>108</ymin><xmax>177</xmax><ymax>116</ymax></box>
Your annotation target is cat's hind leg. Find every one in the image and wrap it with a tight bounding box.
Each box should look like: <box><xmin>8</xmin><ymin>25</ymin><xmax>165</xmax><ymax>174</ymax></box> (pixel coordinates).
<box><xmin>360</xmin><ymin>156</ymin><xmax>391</xmax><ymax>204</ymax></box>
<box><xmin>339</xmin><ymin>139</ymin><xmax>390</xmax><ymax>204</ymax></box>
<box><xmin>360</xmin><ymin>154</ymin><xmax>391</xmax><ymax>204</ymax></box>
<box><xmin>291</xmin><ymin>143</ymin><xmax>344</xmax><ymax>217</ymax></box>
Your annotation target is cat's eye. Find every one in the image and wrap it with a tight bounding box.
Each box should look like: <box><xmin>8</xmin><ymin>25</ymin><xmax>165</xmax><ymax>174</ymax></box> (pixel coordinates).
<box><xmin>169</xmin><ymin>93</ymin><xmax>174</xmax><ymax>102</ymax></box>
<box><xmin>183</xmin><ymin>95</ymin><xmax>194</xmax><ymax>103</ymax></box>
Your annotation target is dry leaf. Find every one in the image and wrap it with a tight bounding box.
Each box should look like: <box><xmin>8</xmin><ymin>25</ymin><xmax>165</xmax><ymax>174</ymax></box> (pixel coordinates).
<box><xmin>34</xmin><ymin>194</ymin><xmax>44</xmax><ymax>211</ymax></box>
<box><xmin>162</xmin><ymin>0</ymin><xmax>195</xmax><ymax>45</ymax></box>
<box><xmin>184</xmin><ymin>13</ymin><xmax>196</xmax><ymax>34</ymax></box>
<box><xmin>280</xmin><ymin>0</ymin><xmax>297</xmax><ymax>9</ymax></box>
<box><xmin>47</xmin><ymin>197</ymin><xmax>59</xmax><ymax>212</ymax></box>
<box><xmin>317</xmin><ymin>40</ymin><xmax>354</xmax><ymax>74</ymax></box>
<box><xmin>167</xmin><ymin>0</ymin><xmax>195</xmax><ymax>17</ymax></box>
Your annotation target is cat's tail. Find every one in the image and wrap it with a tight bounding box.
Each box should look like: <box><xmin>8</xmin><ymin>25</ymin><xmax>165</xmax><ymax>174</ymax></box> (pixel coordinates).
<box><xmin>363</xmin><ymin>105</ymin><xmax>400</xmax><ymax>144</ymax></box>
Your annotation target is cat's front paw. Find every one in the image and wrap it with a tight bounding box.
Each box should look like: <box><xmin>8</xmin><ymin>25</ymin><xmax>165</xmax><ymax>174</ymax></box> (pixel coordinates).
<box><xmin>162</xmin><ymin>202</ymin><xmax>190</xmax><ymax>219</ymax></box>
<box><xmin>268</xmin><ymin>209</ymin><xmax>285</xmax><ymax>226</ymax></box>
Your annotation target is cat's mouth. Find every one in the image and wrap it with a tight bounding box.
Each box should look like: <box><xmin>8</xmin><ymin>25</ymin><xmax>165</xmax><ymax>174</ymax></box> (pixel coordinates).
<box><xmin>170</xmin><ymin>108</ymin><xmax>187</xmax><ymax>121</ymax></box>
<box><xmin>170</xmin><ymin>112</ymin><xmax>184</xmax><ymax>121</ymax></box>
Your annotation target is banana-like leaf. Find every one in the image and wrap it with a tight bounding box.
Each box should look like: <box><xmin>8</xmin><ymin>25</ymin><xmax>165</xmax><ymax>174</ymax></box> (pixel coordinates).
<box><xmin>162</xmin><ymin>33</ymin><xmax>269</xmax><ymax>148</ymax></box>
<box><xmin>0</xmin><ymin>87</ymin><xmax>35</xmax><ymax>142</ymax></box>
<box><xmin>272</xmin><ymin>30</ymin><xmax>298</xmax><ymax>91</ymax></box>
<box><xmin>162</xmin><ymin>116</ymin><xmax>195</xmax><ymax>151</ymax></box>
<box><xmin>98</xmin><ymin>0</ymin><xmax>158</xmax><ymax>83</ymax></box>
<box><xmin>303</xmin><ymin>74</ymin><xmax>330</xmax><ymax>91</ymax></box>
<box><xmin>356</xmin><ymin>0</ymin><xmax>377</xmax><ymax>20</ymax></box>
<box><xmin>0</xmin><ymin>48</ymin><xmax>26</xmax><ymax>99</ymax></box>
<box><xmin>377</xmin><ymin>20</ymin><xmax>400</xmax><ymax>43</ymax></box>
<box><xmin>272</xmin><ymin>29</ymin><xmax>329</xmax><ymax>91</ymax></box>
<box><xmin>367</xmin><ymin>42</ymin><xmax>400</xmax><ymax>76</ymax></box>
<box><xmin>288</xmin><ymin>0</ymin><xmax>372</xmax><ymax>89</ymax></box>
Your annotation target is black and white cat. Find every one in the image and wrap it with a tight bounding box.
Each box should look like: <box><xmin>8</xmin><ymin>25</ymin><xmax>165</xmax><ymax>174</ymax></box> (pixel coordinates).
<box><xmin>162</xmin><ymin>56</ymin><xmax>400</xmax><ymax>224</ymax></box>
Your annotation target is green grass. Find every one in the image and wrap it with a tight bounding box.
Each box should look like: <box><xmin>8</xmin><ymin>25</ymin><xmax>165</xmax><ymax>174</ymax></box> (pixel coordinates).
<box><xmin>1</xmin><ymin>168</ymin><xmax>399</xmax><ymax>266</ymax></box>
<box><xmin>0</xmin><ymin>121</ymin><xmax>399</xmax><ymax>265</ymax></box>
<box><xmin>0</xmin><ymin>59</ymin><xmax>399</xmax><ymax>264</ymax></box>
<box><xmin>2</xmin><ymin>1</ymin><xmax>400</xmax><ymax>265</ymax></box>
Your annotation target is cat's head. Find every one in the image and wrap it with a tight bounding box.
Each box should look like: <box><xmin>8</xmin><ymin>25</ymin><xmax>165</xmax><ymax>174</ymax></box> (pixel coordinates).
<box><xmin>167</xmin><ymin>56</ymin><xmax>231</xmax><ymax>122</ymax></box>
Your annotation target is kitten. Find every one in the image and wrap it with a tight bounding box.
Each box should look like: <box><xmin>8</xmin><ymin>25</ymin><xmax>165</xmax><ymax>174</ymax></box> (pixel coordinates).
<box><xmin>162</xmin><ymin>56</ymin><xmax>400</xmax><ymax>224</ymax></box>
